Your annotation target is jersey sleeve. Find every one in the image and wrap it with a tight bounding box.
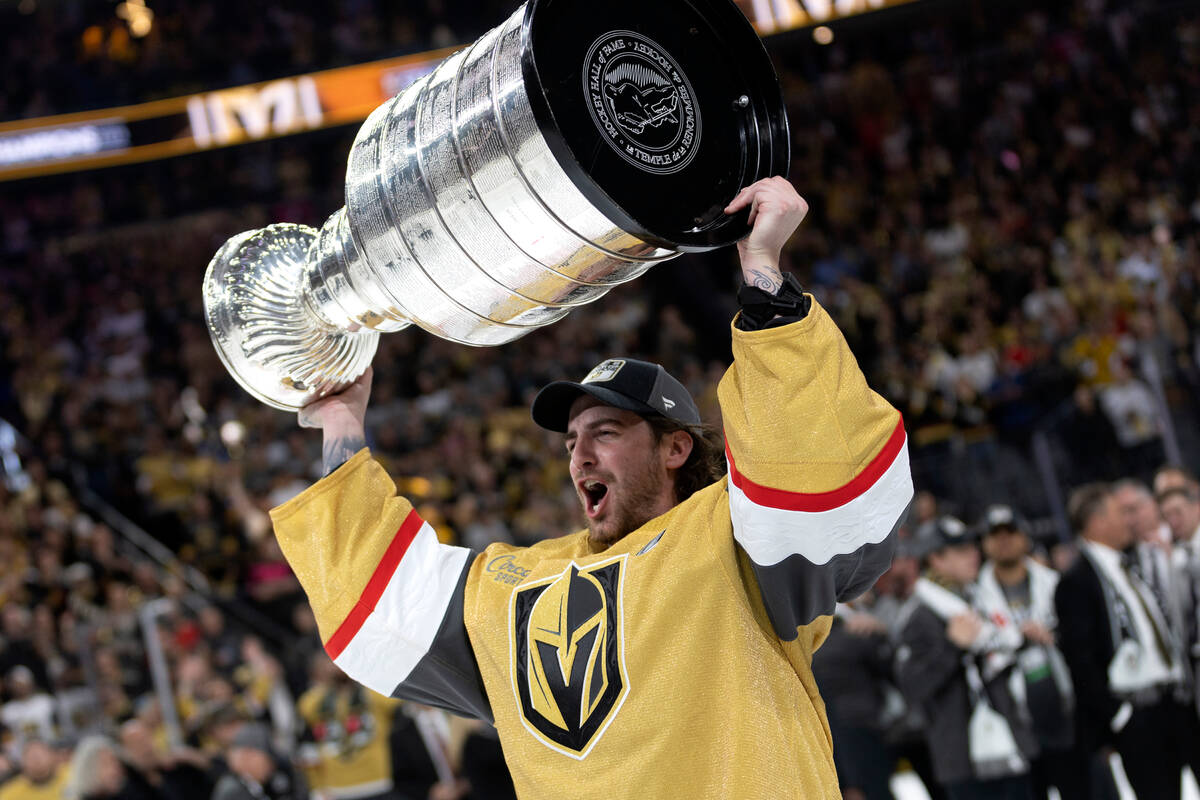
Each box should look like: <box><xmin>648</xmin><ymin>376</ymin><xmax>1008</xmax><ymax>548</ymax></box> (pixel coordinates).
<box><xmin>719</xmin><ymin>297</ymin><xmax>913</xmax><ymax>640</ymax></box>
<box><xmin>269</xmin><ymin>449</ymin><xmax>491</xmax><ymax>721</ymax></box>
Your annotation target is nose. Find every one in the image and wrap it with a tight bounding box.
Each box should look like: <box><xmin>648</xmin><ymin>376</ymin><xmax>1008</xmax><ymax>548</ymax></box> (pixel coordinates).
<box><xmin>570</xmin><ymin>436</ymin><xmax>596</xmax><ymax>474</ymax></box>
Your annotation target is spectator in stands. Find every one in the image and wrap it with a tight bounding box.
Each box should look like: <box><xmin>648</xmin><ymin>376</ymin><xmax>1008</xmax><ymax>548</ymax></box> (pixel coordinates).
<box><xmin>0</xmin><ymin>609</ymin><xmax>50</xmax><ymax>693</ymax></box>
<box><xmin>1160</xmin><ymin>485</ymin><xmax>1200</xmax><ymax>726</ymax></box>
<box><xmin>869</xmin><ymin>539</ymin><xmax>946</xmax><ymax>800</ymax></box>
<box><xmin>1154</xmin><ymin>464</ymin><xmax>1199</xmax><ymax>498</ymax></box>
<box><xmin>212</xmin><ymin>722</ymin><xmax>306</xmax><ymax>800</ymax></box>
<box><xmin>242</xmin><ymin>537</ymin><xmax>303</xmax><ymax>631</ymax></box>
<box><xmin>282</xmin><ymin>603</ymin><xmax>322</xmax><ymax>700</ymax></box>
<box><xmin>295</xmin><ymin>651</ymin><xmax>404</xmax><ymax>800</ymax></box>
<box><xmin>454</xmin><ymin>721</ymin><xmax>516</xmax><ymax>800</ymax></box>
<box><xmin>195</xmin><ymin>702</ymin><xmax>244</xmax><ymax>767</ymax></box>
<box><xmin>1113</xmin><ymin>478</ymin><xmax>1174</xmax><ymax>614</ymax></box>
<box><xmin>1055</xmin><ymin>483</ymin><xmax>1191</xmax><ymax>800</ymax></box>
<box><xmin>196</xmin><ymin>607</ymin><xmax>241</xmax><ymax>677</ymax></box>
<box><xmin>1055</xmin><ymin>384</ymin><xmax>1124</xmax><ymax>487</ymax></box>
<box><xmin>234</xmin><ymin>636</ymin><xmax>297</xmax><ymax>752</ymax></box>
<box><xmin>811</xmin><ymin>599</ymin><xmax>897</xmax><ymax>800</ymax></box>
<box><xmin>1160</xmin><ymin>486</ymin><xmax>1200</xmax><ymax>547</ymax></box>
<box><xmin>118</xmin><ymin>718</ymin><xmax>214</xmax><ymax>800</ymax></box>
<box><xmin>896</xmin><ymin>516</ymin><xmax>1037</xmax><ymax>800</ymax></box>
<box><xmin>973</xmin><ymin>505</ymin><xmax>1086</xmax><ymax>799</ymax></box>
<box><xmin>62</xmin><ymin>734</ymin><xmax>146</xmax><ymax>800</ymax></box>
<box><xmin>0</xmin><ymin>740</ymin><xmax>68</xmax><ymax>800</ymax></box>
<box><xmin>0</xmin><ymin>667</ymin><xmax>56</xmax><ymax>759</ymax></box>
<box><xmin>1099</xmin><ymin>360</ymin><xmax>1166</xmax><ymax>483</ymax></box>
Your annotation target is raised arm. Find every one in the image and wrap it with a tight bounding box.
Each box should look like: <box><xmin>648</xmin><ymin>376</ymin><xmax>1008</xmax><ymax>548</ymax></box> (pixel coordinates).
<box><xmin>720</xmin><ymin>178</ymin><xmax>913</xmax><ymax>641</ymax></box>
<box><xmin>725</xmin><ymin>174</ymin><xmax>808</xmax><ymax>295</ymax></box>
<box><xmin>298</xmin><ymin>367</ymin><xmax>372</xmax><ymax>474</ymax></box>
<box><xmin>274</xmin><ymin>368</ymin><xmax>490</xmax><ymax>720</ymax></box>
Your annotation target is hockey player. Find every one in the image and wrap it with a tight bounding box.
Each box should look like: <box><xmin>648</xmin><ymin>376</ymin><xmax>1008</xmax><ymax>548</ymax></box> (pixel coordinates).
<box><xmin>270</xmin><ymin>177</ymin><xmax>913</xmax><ymax>798</ymax></box>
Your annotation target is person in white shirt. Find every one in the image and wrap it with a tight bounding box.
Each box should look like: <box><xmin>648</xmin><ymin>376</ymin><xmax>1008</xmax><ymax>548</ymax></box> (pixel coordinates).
<box><xmin>974</xmin><ymin>505</ymin><xmax>1085</xmax><ymax>800</ymax></box>
<box><xmin>1055</xmin><ymin>483</ymin><xmax>1192</xmax><ymax>800</ymax></box>
<box><xmin>1160</xmin><ymin>486</ymin><xmax>1200</xmax><ymax>550</ymax></box>
<box><xmin>1159</xmin><ymin>486</ymin><xmax>1200</xmax><ymax>728</ymax></box>
<box><xmin>1113</xmin><ymin>478</ymin><xmax>1175</xmax><ymax>621</ymax></box>
<box><xmin>0</xmin><ymin>667</ymin><xmax>56</xmax><ymax>760</ymax></box>
<box><xmin>1098</xmin><ymin>361</ymin><xmax>1164</xmax><ymax>478</ymax></box>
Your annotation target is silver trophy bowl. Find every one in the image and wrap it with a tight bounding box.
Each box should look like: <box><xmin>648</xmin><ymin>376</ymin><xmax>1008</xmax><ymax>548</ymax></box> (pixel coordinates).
<box><xmin>204</xmin><ymin>0</ymin><xmax>789</xmax><ymax>411</ymax></box>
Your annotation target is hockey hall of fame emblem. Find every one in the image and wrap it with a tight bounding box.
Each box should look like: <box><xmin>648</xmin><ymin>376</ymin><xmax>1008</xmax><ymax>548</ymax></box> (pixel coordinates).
<box><xmin>509</xmin><ymin>555</ymin><xmax>629</xmax><ymax>759</ymax></box>
<box><xmin>583</xmin><ymin>30</ymin><xmax>702</xmax><ymax>175</ymax></box>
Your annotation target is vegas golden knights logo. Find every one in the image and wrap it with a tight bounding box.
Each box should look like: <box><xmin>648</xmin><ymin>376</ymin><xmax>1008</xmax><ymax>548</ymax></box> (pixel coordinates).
<box><xmin>510</xmin><ymin>556</ymin><xmax>628</xmax><ymax>759</ymax></box>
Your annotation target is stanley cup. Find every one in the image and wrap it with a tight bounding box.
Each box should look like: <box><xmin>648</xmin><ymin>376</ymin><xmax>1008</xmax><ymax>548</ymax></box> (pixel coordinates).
<box><xmin>203</xmin><ymin>0</ymin><xmax>789</xmax><ymax>411</ymax></box>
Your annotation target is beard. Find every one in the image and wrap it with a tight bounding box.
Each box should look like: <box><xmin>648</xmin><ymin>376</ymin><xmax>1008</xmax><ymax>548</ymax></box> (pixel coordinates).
<box><xmin>993</xmin><ymin>554</ymin><xmax>1024</xmax><ymax>570</ymax></box>
<box><xmin>583</xmin><ymin>454</ymin><xmax>670</xmax><ymax>548</ymax></box>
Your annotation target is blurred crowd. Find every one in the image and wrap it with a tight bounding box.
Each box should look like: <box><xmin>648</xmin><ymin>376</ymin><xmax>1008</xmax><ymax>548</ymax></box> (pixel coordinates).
<box><xmin>2</xmin><ymin>0</ymin><xmax>1200</xmax><ymax>797</ymax></box>
<box><xmin>0</xmin><ymin>0</ymin><xmax>516</xmax><ymax>122</ymax></box>
<box><xmin>816</xmin><ymin>468</ymin><xmax>1200</xmax><ymax>800</ymax></box>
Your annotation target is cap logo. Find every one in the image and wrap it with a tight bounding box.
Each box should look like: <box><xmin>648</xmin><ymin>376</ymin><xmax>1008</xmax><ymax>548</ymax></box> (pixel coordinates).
<box><xmin>661</xmin><ymin>396</ymin><xmax>675</xmax><ymax>410</ymax></box>
<box><xmin>583</xmin><ymin>359</ymin><xmax>625</xmax><ymax>384</ymax></box>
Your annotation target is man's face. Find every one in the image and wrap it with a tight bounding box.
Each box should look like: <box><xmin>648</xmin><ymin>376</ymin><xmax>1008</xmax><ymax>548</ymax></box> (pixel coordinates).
<box><xmin>928</xmin><ymin>542</ymin><xmax>980</xmax><ymax>586</ymax></box>
<box><xmin>565</xmin><ymin>397</ymin><xmax>679</xmax><ymax>548</ymax></box>
<box><xmin>94</xmin><ymin>748</ymin><xmax>125</xmax><ymax>794</ymax></box>
<box><xmin>7</xmin><ymin>673</ymin><xmax>33</xmax><ymax>700</ymax></box>
<box><xmin>20</xmin><ymin>742</ymin><xmax>54</xmax><ymax>783</ymax></box>
<box><xmin>1114</xmin><ymin>486</ymin><xmax>1161</xmax><ymax>541</ymax></box>
<box><xmin>229</xmin><ymin>747</ymin><xmax>274</xmax><ymax>783</ymax></box>
<box><xmin>1160</xmin><ymin>494</ymin><xmax>1200</xmax><ymax>543</ymax></box>
<box><xmin>1153</xmin><ymin>469</ymin><xmax>1192</xmax><ymax>497</ymax></box>
<box><xmin>118</xmin><ymin>721</ymin><xmax>156</xmax><ymax>770</ymax></box>
<box><xmin>982</xmin><ymin>526</ymin><xmax>1027</xmax><ymax>568</ymax></box>
<box><xmin>1089</xmin><ymin>495</ymin><xmax>1134</xmax><ymax>551</ymax></box>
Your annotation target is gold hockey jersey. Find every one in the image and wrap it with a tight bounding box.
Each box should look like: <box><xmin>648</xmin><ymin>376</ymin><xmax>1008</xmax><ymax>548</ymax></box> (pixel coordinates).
<box><xmin>270</xmin><ymin>299</ymin><xmax>913</xmax><ymax>799</ymax></box>
<box><xmin>296</xmin><ymin>684</ymin><xmax>400</xmax><ymax>798</ymax></box>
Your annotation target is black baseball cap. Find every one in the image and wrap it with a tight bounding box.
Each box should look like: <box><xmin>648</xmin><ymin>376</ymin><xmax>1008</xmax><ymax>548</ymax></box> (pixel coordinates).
<box><xmin>981</xmin><ymin>504</ymin><xmax>1026</xmax><ymax>535</ymax></box>
<box><xmin>231</xmin><ymin>722</ymin><xmax>274</xmax><ymax>754</ymax></box>
<box><xmin>911</xmin><ymin>515</ymin><xmax>975</xmax><ymax>561</ymax></box>
<box><xmin>531</xmin><ymin>358</ymin><xmax>701</xmax><ymax>433</ymax></box>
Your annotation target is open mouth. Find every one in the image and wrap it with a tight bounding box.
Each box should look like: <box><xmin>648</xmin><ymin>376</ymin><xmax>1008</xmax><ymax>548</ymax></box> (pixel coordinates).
<box><xmin>581</xmin><ymin>479</ymin><xmax>609</xmax><ymax>518</ymax></box>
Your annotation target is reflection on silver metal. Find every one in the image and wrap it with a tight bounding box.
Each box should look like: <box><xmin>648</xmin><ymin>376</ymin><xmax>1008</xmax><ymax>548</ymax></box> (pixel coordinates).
<box><xmin>203</xmin><ymin>5</ymin><xmax>678</xmax><ymax>412</ymax></box>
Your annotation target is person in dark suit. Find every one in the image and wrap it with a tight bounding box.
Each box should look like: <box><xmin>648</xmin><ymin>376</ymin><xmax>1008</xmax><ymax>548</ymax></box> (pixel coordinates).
<box><xmin>1054</xmin><ymin>482</ymin><xmax>1191</xmax><ymax>800</ymax></box>
<box><xmin>211</xmin><ymin>723</ymin><xmax>307</xmax><ymax>800</ymax></box>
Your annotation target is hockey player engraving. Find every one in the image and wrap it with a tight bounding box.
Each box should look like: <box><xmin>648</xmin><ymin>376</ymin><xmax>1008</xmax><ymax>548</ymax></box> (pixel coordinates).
<box><xmin>606</xmin><ymin>81</ymin><xmax>680</xmax><ymax>135</ymax></box>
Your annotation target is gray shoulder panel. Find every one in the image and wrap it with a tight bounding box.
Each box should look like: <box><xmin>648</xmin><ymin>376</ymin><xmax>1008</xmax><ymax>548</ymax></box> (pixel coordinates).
<box><xmin>750</xmin><ymin>510</ymin><xmax>903</xmax><ymax>640</ymax></box>
<box><xmin>390</xmin><ymin>557</ymin><xmax>493</xmax><ymax>721</ymax></box>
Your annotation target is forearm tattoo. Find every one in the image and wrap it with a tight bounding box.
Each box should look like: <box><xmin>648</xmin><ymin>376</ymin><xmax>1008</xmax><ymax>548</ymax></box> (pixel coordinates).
<box><xmin>323</xmin><ymin>435</ymin><xmax>366</xmax><ymax>476</ymax></box>
<box><xmin>747</xmin><ymin>267</ymin><xmax>783</xmax><ymax>294</ymax></box>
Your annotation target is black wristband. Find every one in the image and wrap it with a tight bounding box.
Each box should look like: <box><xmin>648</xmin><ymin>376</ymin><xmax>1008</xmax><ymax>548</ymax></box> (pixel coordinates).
<box><xmin>736</xmin><ymin>271</ymin><xmax>811</xmax><ymax>331</ymax></box>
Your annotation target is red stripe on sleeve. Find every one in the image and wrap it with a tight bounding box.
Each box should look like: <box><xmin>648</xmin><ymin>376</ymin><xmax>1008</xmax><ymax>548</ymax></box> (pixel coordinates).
<box><xmin>727</xmin><ymin>417</ymin><xmax>906</xmax><ymax>512</ymax></box>
<box><xmin>324</xmin><ymin>508</ymin><xmax>425</xmax><ymax>660</ymax></box>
